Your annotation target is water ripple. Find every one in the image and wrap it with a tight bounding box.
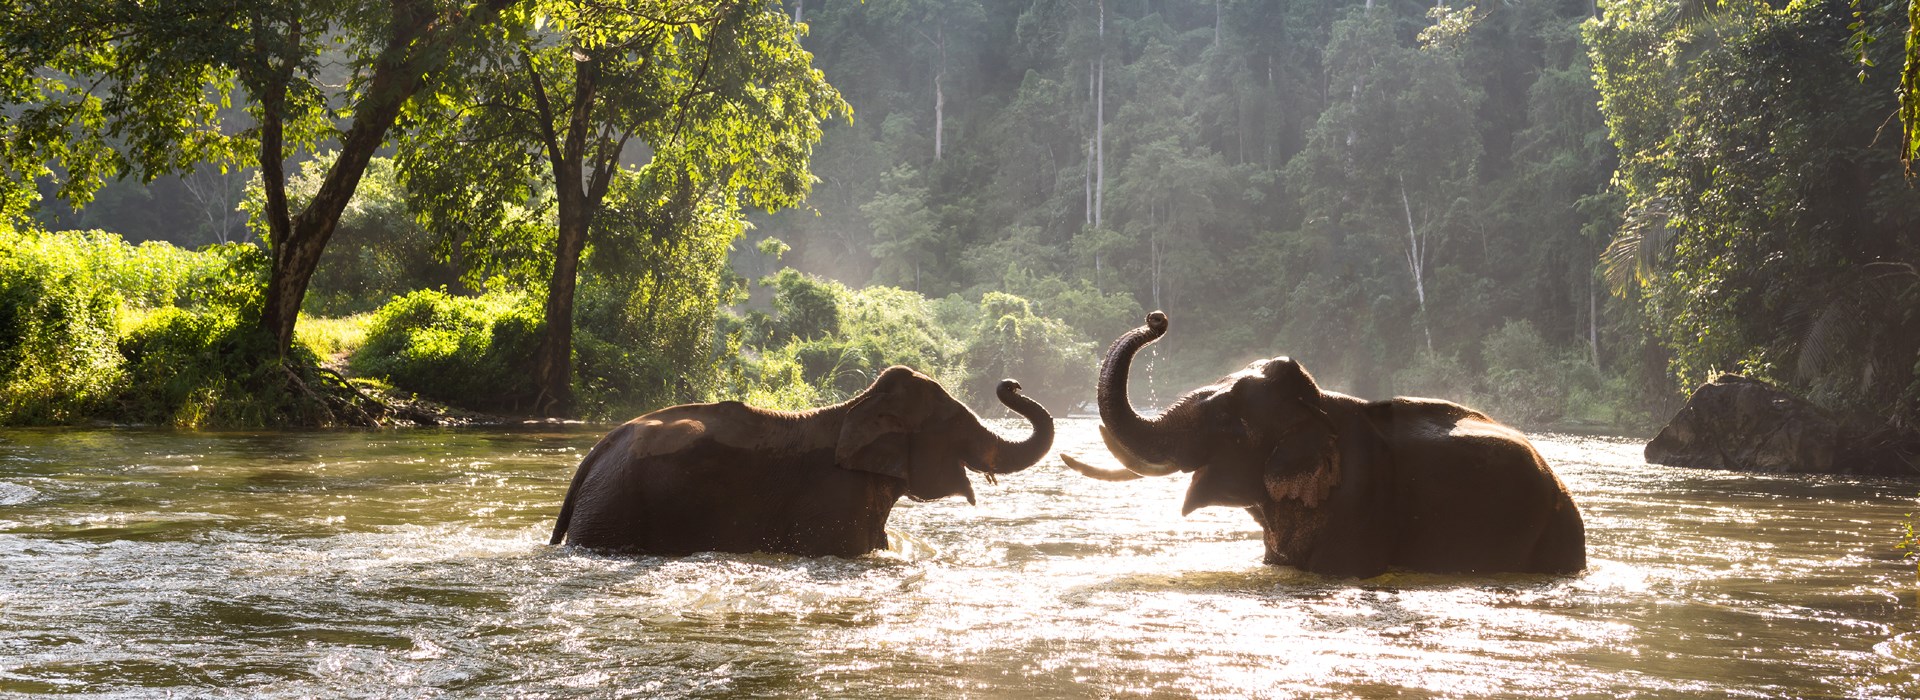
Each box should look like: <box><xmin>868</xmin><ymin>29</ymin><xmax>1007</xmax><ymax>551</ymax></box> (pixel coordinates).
<box><xmin>0</xmin><ymin>425</ymin><xmax>1915</xmax><ymax>696</ymax></box>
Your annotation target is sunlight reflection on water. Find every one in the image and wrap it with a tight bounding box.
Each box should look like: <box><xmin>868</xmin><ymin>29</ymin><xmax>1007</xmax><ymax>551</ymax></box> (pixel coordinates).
<box><xmin>0</xmin><ymin>420</ymin><xmax>1917</xmax><ymax>697</ymax></box>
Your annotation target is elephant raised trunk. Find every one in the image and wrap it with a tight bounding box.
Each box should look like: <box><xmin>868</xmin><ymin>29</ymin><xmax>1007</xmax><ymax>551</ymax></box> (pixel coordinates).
<box><xmin>974</xmin><ymin>379</ymin><xmax>1054</xmax><ymax>474</ymax></box>
<box><xmin>1095</xmin><ymin>311</ymin><xmax>1184</xmax><ymax>476</ymax></box>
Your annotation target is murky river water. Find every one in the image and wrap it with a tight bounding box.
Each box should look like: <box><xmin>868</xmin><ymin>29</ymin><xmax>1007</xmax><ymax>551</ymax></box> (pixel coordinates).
<box><xmin>2</xmin><ymin>417</ymin><xmax>1917</xmax><ymax>697</ymax></box>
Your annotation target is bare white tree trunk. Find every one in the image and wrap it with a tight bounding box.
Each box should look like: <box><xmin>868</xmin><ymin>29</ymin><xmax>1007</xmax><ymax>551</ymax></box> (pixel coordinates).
<box><xmin>1085</xmin><ymin>66</ymin><xmax>1094</xmax><ymax>226</ymax></box>
<box><xmin>933</xmin><ymin>27</ymin><xmax>945</xmax><ymax>161</ymax></box>
<box><xmin>793</xmin><ymin>0</ymin><xmax>802</xmax><ymax>23</ymax></box>
<box><xmin>1400</xmin><ymin>179</ymin><xmax>1433</xmax><ymax>353</ymax></box>
<box><xmin>1093</xmin><ymin>0</ymin><xmax>1105</xmax><ymax>230</ymax></box>
<box><xmin>181</xmin><ymin>168</ymin><xmax>246</xmax><ymax>245</ymax></box>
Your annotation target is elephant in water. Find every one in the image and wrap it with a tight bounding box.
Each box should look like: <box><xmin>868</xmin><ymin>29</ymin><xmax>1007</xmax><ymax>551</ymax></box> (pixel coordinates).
<box><xmin>550</xmin><ymin>366</ymin><xmax>1053</xmax><ymax>557</ymax></box>
<box><xmin>1063</xmin><ymin>312</ymin><xmax>1585</xmax><ymax>577</ymax></box>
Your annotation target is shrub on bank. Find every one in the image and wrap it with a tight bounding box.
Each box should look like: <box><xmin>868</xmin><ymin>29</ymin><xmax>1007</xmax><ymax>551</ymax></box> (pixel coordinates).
<box><xmin>1390</xmin><ymin>320</ymin><xmax>1648</xmax><ymax>430</ymax></box>
<box><xmin>0</xmin><ymin>228</ymin><xmax>377</xmax><ymax>427</ymax></box>
<box><xmin>0</xmin><ymin>231</ymin><xmax>125</xmax><ymax>423</ymax></box>
<box><xmin>731</xmin><ymin>272</ymin><xmax>971</xmax><ymax>404</ymax></box>
<box><xmin>726</xmin><ymin>269</ymin><xmax>1092</xmax><ymax>414</ymax></box>
<box><xmin>116</xmin><ymin>307</ymin><xmax>361</xmax><ymax>428</ymax></box>
<box><xmin>350</xmin><ymin>290</ymin><xmax>543</xmax><ymax>412</ymax></box>
<box><xmin>965</xmin><ymin>292</ymin><xmax>1094</xmax><ymax>415</ymax></box>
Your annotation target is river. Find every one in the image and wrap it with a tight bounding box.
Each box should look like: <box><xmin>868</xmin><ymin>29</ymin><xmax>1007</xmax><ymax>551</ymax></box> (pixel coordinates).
<box><xmin>1</xmin><ymin>417</ymin><xmax>1916</xmax><ymax>697</ymax></box>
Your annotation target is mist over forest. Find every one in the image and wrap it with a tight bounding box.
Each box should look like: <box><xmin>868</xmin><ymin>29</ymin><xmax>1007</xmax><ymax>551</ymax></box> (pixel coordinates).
<box><xmin>4</xmin><ymin>0</ymin><xmax>1917</xmax><ymax>433</ymax></box>
<box><xmin>756</xmin><ymin>0</ymin><xmax>1917</xmax><ymax>432</ymax></box>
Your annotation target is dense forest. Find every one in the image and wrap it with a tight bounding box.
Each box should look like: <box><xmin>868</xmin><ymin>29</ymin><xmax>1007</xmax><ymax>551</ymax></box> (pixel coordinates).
<box><xmin>2</xmin><ymin>0</ymin><xmax>1917</xmax><ymax>434</ymax></box>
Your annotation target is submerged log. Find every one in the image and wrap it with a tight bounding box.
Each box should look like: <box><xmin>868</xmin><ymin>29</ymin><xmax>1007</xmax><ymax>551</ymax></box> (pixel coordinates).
<box><xmin>1646</xmin><ymin>374</ymin><xmax>1918</xmax><ymax>476</ymax></box>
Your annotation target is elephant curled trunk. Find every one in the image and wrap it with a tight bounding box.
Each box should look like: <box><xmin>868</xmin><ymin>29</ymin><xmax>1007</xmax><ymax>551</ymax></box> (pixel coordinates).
<box><xmin>1094</xmin><ymin>311</ymin><xmax>1183</xmax><ymax>477</ymax></box>
<box><xmin>974</xmin><ymin>379</ymin><xmax>1054</xmax><ymax>474</ymax></box>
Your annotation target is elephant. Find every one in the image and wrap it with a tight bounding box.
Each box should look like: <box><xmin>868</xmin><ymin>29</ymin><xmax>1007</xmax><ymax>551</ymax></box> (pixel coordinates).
<box><xmin>1061</xmin><ymin>311</ymin><xmax>1586</xmax><ymax>577</ymax></box>
<box><xmin>549</xmin><ymin>366</ymin><xmax>1054</xmax><ymax>557</ymax></box>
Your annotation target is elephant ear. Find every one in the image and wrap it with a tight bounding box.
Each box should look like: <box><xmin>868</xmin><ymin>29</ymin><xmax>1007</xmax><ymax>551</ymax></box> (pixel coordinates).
<box><xmin>836</xmin><ymin>390</ymin><xmax>912</xmax><ymax>481</ymax></box>
<box><xmin>1264</xmin><ymin>416</ymin><xmax>1340</xmax><ymax>508</ymax></box>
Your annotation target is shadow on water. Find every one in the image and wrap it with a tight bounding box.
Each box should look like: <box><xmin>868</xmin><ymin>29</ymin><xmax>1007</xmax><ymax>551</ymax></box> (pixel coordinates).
<box><xmin>1081</xmin><ymin>566</ymin><xmax>1583</xmax><ymax>599</ymax></box>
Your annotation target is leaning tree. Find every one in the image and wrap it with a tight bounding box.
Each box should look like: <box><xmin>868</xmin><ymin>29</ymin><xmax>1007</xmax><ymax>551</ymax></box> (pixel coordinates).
<box><xmin>0</xmin><ymin>0</ymin><xmax>530</xmax><ymax>357</ymax></box>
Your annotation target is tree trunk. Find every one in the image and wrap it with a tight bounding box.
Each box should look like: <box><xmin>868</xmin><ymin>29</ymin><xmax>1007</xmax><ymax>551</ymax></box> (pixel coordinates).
<box><xmin>933</xmin><ymin>27</ymin><xmax>946</xmax><ymax>161</ymax></box>
<box><xmin>263</xmin><ymin>93</ymin><xmax>413</xmax><ymax>354</ymax></box>
<box><xmin>1149</xmin><ymin>202</ymin><xmax>1163</xmax><ymax>311</ymax></box>
<box><xmin>533</xmin><ymin>204</ymin><xmax>588</xmax><ymax>416</ymax></box>
<box><xmin>1085</xmin><ymin>66</ymin><xmax>1094</xmax><ymax>227</ymax></box>
<box><xmin>1082</xmin><ymin>70</ymin><xmax>1098</xmax><ymax>226</ymax></box>
<box><xmin>1093</xmin><ymin>0</ymin><xmax>1106</xmax><ymax>230</ymax></box>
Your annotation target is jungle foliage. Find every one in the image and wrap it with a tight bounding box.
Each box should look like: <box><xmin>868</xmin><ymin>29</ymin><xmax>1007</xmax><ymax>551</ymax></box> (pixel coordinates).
<box><xmin>739</xmin><ymin>0</ymin><xmax>1916</xmax><ymax>431</ymax></box>
<box><xmin>1590</xmin><ymin>0</ymin><xmax>1920</xmax><ymax>429</ymax></box>
<box><xmin>727</xmin><ymin>267</ymin><xmax>1096</xmax><ymax>416</ymax></box>
<box><xmin>3</xmin><ymin>0</ymin><xmax>1918</xmax><ymax>432</ymax></box>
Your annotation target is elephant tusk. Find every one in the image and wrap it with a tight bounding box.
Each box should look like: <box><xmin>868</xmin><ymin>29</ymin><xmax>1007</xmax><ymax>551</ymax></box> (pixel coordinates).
<box><xmin>1100</xmin><ymin>424</ymin><xmax>1182</xmax><ymax>477</ymax></box>
<box><xmin>1060</xmin><ymin>453</ymin><xmax>1144</xmax><ymax>482</ymax></box>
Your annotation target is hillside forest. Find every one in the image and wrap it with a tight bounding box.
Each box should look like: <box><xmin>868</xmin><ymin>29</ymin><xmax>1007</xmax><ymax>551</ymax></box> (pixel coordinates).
<box><xmin>1</xmin><ymin>0</ymin><xmax>1917</xmax><ymax>435</ymax></box>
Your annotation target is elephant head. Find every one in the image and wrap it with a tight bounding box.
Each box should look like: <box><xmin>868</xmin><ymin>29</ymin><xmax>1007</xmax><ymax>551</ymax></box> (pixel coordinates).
<box><xmin>1069</xmin><ymin>311</ymin><xmax>1346</xmax><ymax>515</ymax></box>
<box><xmin>837</xmin><ymin>366</ymin><xmax>1054</xmax><ymax>504</ymax></box>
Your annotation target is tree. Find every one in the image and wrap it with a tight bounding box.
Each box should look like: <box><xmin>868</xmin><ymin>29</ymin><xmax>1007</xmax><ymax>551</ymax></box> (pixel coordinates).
<box><xmin>1285</xmin><ymin>6</ymin><xmax>1483</xmax><ymax>357</ymax></box>
<box><xmin>400</xmin><ymin>0</ymin><xmax>845</xmax><ymax>415</ymax></box>
<box><xmin>863</xmin><ymin>164</ymin><xmax>940</xmax><ymax>290</ymax></box>
<box><xmin>0</xmin><ymin>0</ymin><xmax>528</xmax><ymax>358</ymax></box>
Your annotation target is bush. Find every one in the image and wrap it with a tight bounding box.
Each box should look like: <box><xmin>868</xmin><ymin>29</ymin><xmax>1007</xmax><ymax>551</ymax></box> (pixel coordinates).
<box><xmin>733</xmin><ymin>347</ymin><xmax>825</xmax><ymax>410</ymax></box>
<box><xmin>998</xmin><ymin>269</ymin><xmax>1144</xmax><ymax>346</ymax></box>
<box><xmin>724</xmin><ymin>271</ymin><xmax>968</xmax><ymax>406</ymax></box>
<box><xmin>757</xmin><ymin>285</ymin><xmax>965</xmax><ymax>401</ymax></box>
<box><xmin>844</xmin><ymin>286</ymin><xmax>963</xmax><ymax>375</ymax></box>
<box><xmin>761</xmin><ymin>268</ymin><xmax>846</xmax><ymax>342</ymax></box>
<box><xmin>115</xmin><ymin>307</ymin><xmax>361</xmax><ymax>428</ymax></box>
<box><xmin>0</xmin><ymin>228</ymin><xmax>271</xmax><ymax>425</ymax></box>
<box><xmin>964</xmin><ymin>292</ymin><xmax>1095</xmax><ymax>415</ymax></box>
<box><xmin>1478</xmin><ymin>320</ymin><xmax>1570</xmax><ymax>425</ymax></box>
<box><xmin>1392</xmin><ymin>351</ymin><xmax>1478</xmax><ymax>405</ymax></box>
<box><xmin>727</xmin><ymin>276</ymin><xmax>1096</xmax><ymax>415</ymax></box>
<box><xmin>0</xmin><ymin>232</ymin><xmax>125</xmax><ymax>423</ymax></box>
<box><xmin>350</xmin><ymin>290</ymin><xmax>542</xmax><ymax>412</ymax></box>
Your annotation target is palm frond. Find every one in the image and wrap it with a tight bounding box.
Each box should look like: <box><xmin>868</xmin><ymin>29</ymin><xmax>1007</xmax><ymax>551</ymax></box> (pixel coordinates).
<box><xmin>1601</xmin><ymin>198</ymin><xmax>1674</xmax><ymax>297</ymax></box>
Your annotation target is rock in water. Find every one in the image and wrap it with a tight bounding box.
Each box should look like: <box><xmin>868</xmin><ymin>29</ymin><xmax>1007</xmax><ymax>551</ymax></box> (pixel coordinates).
<box><xmin>1646</xmin><ymin>374</ymin><xmax>1841</xmax><ymax>473</ymax></box>
<box><xmin>1646</xmin><ymin>374</ymin><xmax>1919</xmax><ymax>476</ymax></box>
